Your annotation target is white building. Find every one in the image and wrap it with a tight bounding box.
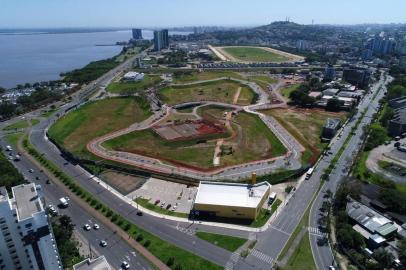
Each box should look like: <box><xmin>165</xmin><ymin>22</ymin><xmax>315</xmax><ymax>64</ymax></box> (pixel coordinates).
<box><xmin>123</xmin><ymin>71</ymin><xmax>145</xmax><ymax>81</ymax></box>
<box><xmin>73</xmin><ymin>256</ymin><xmax>111</xmax><ymax>270</ymax></box>
<box><xmin>193</xmin><ymin>181</ymin><xmax>271</xmax><ymax>220</ymax></box>
<box><xmin>0</xmin><ymin>184</ymin><xmax>62</xmax><ymax>270</ymax></box>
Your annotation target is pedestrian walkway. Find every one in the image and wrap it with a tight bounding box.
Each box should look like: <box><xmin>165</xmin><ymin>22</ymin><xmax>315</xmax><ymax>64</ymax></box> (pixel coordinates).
<box><xmin>308</xmin><ymin>226</ymin><xmax>327</xmax><ymax>236</ymax></box>
<box><xmin>250</xmin><ymin>249</ymin><xmax>274</xmax><ymax>265</ymax></box>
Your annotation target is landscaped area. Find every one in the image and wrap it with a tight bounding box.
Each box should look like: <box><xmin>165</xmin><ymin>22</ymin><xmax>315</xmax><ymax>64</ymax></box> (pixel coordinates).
<box><xmin>103</xmin><ymin>105</ymin><xmax>286</xmax><ymax>170</ymax></box>
<box><xmin>172</xmin><ymin>70</ymin><xmax>243</xmax><ymax>83</ymax></box>
<box><xmin>195</xmin><ymin>231</ymin><xmax>247</xmax><ymax>252</ymax></box>
<box><xmin>219</xmin><ymin>46</ymin><xmax>290</xmax><ymax>62</ymax></box>
<box><xmin>106</xmin><ymin>75</ymin><xmax>162</xmax><ymax>94</ymax></box>
<box><xmin>280</xmin><ymin>84</ymin><xmax>301</xmax><ymax>100</ymax></box>
<box><xmin>48</xmin><ymin>97</ymin><xmax>151</xmax><ymax>160</ymax></box>
<box><xmin>264</xmin><ymin>108</ymin><xmax>346</xmax><ymax>165</ymax></box>
<box><xmin>3</xmin><ymin>120</ymin><xmax>29</xmax><ymax>130</ymax></box>
<box><xmin>159</xmin><ymin>79</ymin><xmax>256</xmax><ymax>106</ymax></box>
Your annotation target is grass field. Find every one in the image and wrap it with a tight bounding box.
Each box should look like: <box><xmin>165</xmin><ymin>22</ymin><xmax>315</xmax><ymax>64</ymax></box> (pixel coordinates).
<box><xmin>195</xmin><ymin>231</ymin><xmax>247</xmax><ymax>252</ymax></box>
<box><xmin>280</xmin><ymin>84</ymin><xmax>301</xmax><ymax>100</ymax></box>
<box><xmin>3</xmin><ymin>120</ymin><xmax>29</xmax><ymax>130</ymax></box>
<box><xmin>160</xmin><ymin>79</ymin><xmax>255</xmax><ymax>106</ymax></box>
<box><xmin>283</xmin><ymin>234</ymin><xmax>316</xmax><ymax>270</ymax></box>
<box><xmin>104</xmin><ymin>105</ymin><xmax>286</xmax><ymax>170</ymax></box>
<box><xmin>221</xmin><ymin>46</ymin><xmax>290</xmax><ymax>62</ymax></box>
<box><xmin>5</xmin><ymin>132</ymin><xmax>24</xmax><ymax>148</ymax></box>
<box><xmin>106</xmin><ymin>75</ymin><xmax>162</xmax><ymax>94</ymax></box>
<box><xmin>48</xmin><ymin>97</ymin><xmax>151</xmax><ymax>159</ymax></box>
<box><xmin>172</xmin><ymin>71</ymin><xmax>242</xmax><ymax>83</ymax></box>
<box><xmin>264</xmin><ymin>108</ymin><xmax>346</xmax><ymax>165</ymax></box>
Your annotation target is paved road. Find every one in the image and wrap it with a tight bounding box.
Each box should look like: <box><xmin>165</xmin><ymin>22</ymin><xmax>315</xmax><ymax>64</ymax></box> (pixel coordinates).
<box><xmin>309</xmin><ymin>72</ymin><xmax>392</xmax><ymax>270</ymax></box>
<box><xmin>0</xmin><ymin>136</ymin><xmax>153</xmax><ymax>270</ymax></box>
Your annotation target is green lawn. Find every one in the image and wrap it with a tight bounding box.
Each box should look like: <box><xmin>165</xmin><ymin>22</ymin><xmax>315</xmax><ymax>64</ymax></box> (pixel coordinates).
<box><xmin>103</xmin><ymin>129</ymin><xmax>217</xmax><ymax>169</ymax></box>
<box><xmin>5</xmin><ymin>132</ymin><xmax>24</xmax><ymax>148</ymax></box>
<box><xmin>104</xmin><ymin>106</ymin><xmax>286</xmax><ymax>169</ymax></box>
<box><xmin>135</xmin><ymin>198</ymin><xmax>188</xmax><ymax>218</ymax></box>
<box><xmin>3</xmin><ymin>120</ymin><xmax>29</xmax><ymax>130</ymax></box>
<box><xmin>106</xmin><ymin>75</ymin><xmax>162</xmax><ymax>94</ymax></box>
<box><xmin>172</xmin><ymin>71</ymin><xmax>242</xmax><ymax>83</ymax></box>
<box><xmin>31</xmin><ymin>118</ymin><xmax>40</xmax><ymax>126</ymax></box>
<box><xmin>280</xmin><ymin>84</ymin><xmax>301</xmax><ymax>99</ymax></box>
<box><xmin>283</xmin><ymin>234</ymin><xmax>316</xmax><ymax>270</ymax></box>
<box><xmin>160</xmin><ymin>79</ymin><xmax>255</xmax><ymax>106</ymax></box>
<box><xmin>222</xmin><ymin>46</ymin><xmax>289</xmax><ymax>62</ymax></box>
<box><xmin>249</xmin><ymin>76</ymin><xmax>278</xmax><ymax>89</ymax></box>
<box><xmin>41</xmin><ymin>108</ymin><xmax>58</xmax><ymax>118</ymax></box>
<box><xmin>195</xmin><ymin>231</ymin><xmax>247</xmax><ymax>252</ymax></box>
<box><xmin>48</xmin><ymin>97</ymin><xmax>151</xmax><ymax>159</ymax></box>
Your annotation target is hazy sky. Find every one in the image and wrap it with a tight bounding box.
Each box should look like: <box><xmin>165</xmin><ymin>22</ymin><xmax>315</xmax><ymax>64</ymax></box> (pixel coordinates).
<box><xmin>1</xmin><ymin>0</ymin><xmax>405</xmax><ymax>28</ymax></box>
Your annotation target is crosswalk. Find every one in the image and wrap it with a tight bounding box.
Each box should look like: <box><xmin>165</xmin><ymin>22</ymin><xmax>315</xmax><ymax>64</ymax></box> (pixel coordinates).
<box><xmin>250</xmin><ymin>249</ymin><xmax>274</xmax><ymax>265</ymax></box>
<box><xmin>175</xmin><ymin>223</ymin><xmax>194</xmax><ymax>236</ymax></box>
<box><xmin>225</xmin><ymin>252</ymin><xmax>241</xmax><ymax>270</ymax></box>
<box><xmin>308</xmin><ymin>226</ymin><xmax>327</xmax><ymax>236</ymax></box>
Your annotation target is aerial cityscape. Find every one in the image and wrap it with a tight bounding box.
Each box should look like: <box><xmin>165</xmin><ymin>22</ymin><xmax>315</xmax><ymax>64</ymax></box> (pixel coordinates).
<box><xmin>1</xmin><ymin>1</ymin><xmax>406</xmax><ymax>270</ymax></box>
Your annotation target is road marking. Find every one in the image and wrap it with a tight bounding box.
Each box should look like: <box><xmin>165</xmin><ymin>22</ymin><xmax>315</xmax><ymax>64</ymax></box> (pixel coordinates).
<box><xmin>250</xmin><ymin>249</ymin><xmax>274</xmax><ymax>265</ymax></box>
<box><xmin>308</xmin><ymin>226</ymin><xmax>327</xmax><ymax>236</ymax></box>
<box><xmin>175</xmin><ymin>223</ymin><xmax>194</xmax><ymax>236</ymax></box>
<box><xmin>268</xmin><ymin>225</ymin><xmax>291</xmax><ymax>236</ymax></box>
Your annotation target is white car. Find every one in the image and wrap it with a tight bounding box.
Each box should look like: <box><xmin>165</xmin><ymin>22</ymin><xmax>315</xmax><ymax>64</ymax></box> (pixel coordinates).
<box><xmin>83</xmin><ymin>224</ymin><xmax>91</xmax><ymax>231</ymax></box>
<box><xmin>93</xmin><ymin>224</ymin><xmax>100</xmax><ymax>230</ymax></box>
<box><xmin>121</xmin><ymin>261</ymin><xmax>130</xmax><ymax>269</ymax></box>
<box><xmin>100</xmin><ymin>240</ymin><xmax>107</xmax><ymax>247</ymax></box>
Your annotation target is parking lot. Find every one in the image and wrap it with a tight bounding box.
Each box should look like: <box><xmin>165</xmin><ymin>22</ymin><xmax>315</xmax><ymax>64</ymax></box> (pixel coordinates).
<box><xmin>127</xmin><ymin>178</ymin><xmax>197</xmax><ymax>213</ymax></box>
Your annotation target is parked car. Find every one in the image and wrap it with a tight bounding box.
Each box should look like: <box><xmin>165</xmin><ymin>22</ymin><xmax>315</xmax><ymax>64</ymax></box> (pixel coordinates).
<box><xmin>93</xmin><ymin>224</ymin><xmax>100</xmax><ymax>230</ymax></box>
<box><xmin>83</xmin><ymin>224</ymin><xmax>91</xmax><ymax>231</ymax></box>
<box><xmin>100</xmin><ymin>240</ymin><xmax>107</xmax><ymax>247</ymax></box>
<box><xmin>121</xmin><ymin>261</ymin><xmax>130</xmax><ymax>269</ymax></box>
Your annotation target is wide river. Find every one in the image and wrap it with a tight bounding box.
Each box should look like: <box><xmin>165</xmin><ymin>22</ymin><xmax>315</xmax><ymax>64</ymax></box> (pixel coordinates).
<box><xmin>0</xmin><ymin>30</ymin><xmax>185</xmax><ymax>88</ymax></box>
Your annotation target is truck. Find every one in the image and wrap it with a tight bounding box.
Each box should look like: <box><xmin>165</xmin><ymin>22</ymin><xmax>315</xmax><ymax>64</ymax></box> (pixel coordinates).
<box><xmin>305</xmin><ymin>167</ymin><xmax>314</xmax><ymax>180</ymax></box>
<box><xmin>59</xmin><ymin>197</ymin><xmax>69</xmax><ymax>208</ymax></box>
<box><xmin>268</xmin><ymin>192</ymin><xmax>277</xmax><ymax>204</ymax></box>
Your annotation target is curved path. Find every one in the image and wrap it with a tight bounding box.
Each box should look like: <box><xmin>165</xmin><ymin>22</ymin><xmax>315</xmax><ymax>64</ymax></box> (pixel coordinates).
<box><xmin>86</xmin><ymin>77</ymin><xmax>305</xmax><ymax>181</ymax></box>
<box><xmin>365</xmin><ymin>138</ymin><xmax>406</xmax><ymax>183</ymax></box>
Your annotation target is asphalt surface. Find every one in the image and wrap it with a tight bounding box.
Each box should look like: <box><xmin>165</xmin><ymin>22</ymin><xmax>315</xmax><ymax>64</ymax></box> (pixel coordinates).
<box><xmin>0</xmin><ymin>136</ymin><xmax>153</xmax><ymax>270</ymax></box>
<box><xmin>309</xmin><ymin>72</ymin><xmax>392</xmax><ymax>270</ymax></box>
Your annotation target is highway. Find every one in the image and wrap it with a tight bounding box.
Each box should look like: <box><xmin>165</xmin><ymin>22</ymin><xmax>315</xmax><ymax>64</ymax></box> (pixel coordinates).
<box><xmin>309</xmin><ymin>72</ymin><xmax>392</xmax><ymax>270</ymax></box>
<box><xmin>0</xmin><ymin>136</ymin><xmax>153</xmax><ymax>270</ymax></box>
<box><xmin>234</xmin><ymin>72</ymin><xmax>390</xmax><ymax>270</ymax></box>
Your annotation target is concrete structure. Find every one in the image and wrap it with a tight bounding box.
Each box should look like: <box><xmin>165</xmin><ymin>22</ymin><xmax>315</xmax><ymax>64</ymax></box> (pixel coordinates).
<box><xmin>131</xmin><ymin>29</ymin><xmax>143</xmax><ymax>40</ymax></box>
<box><xmin>153</xmin><ymin>29</ymin><xmax>169</xmax><ymax>51</ymax></box>
<box><xmin>321</xmin><ymin>118</ymin><xmax>341</xmax><ymax>140</ymax></box>
<box><xmin>122</xmin><ymin>71</ymin><xmax>145</xmax><ymax>81</ymax></box>
<box><xmin>322</xmin><ymin>88</ymin><xmax>340</xmax><ymax>96</ymax></box>
<box><xmin>342</xmin><ymin>67</ymin><xmax>371</xmax><ymax>88</ymax></box>
<box><xmin>0</xmin><ymin>184</ymin><xmax>62</xmax><ymax>270</ymax></box>
<box><xmin>389</xmin><ymin>107</ymin><xmax>406</xmax><ymax>136</ymax></box>
<box><xmin>346</xmin><ymin>199</ymin><xmax>398</xmax><ymax>239</ymax></box>
<box><xmin>388</xmin><ymin>97</ymin><xmax>406</xmax><ymax>136</ymax></box>
<box><xmin>323</xmin><ymin>64</ymin><xmax>336</xmax><ymax>81</ymax></box>
<box><xmin>193</xmin><ymin>181</ymin><xmax>271</xmax><ymax>220</ymax></box>
<box><xmin>73</xmin><ymin>256</ymin><xmax>111</xmax><ymax>270</ymax></box>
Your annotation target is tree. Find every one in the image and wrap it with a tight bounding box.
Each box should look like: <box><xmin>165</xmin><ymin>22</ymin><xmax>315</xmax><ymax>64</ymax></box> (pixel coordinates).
<box><xmin>398</xmin><ymin>240</ymin><xmax>406</xmax><ymax>267</ymax></box>
<box><xmin>0</xmin><ymin>86</ymin><xmax>5</xmax><ymax>94</ymax></box>
<box><xmin>373</xmin><ymin>249</ymin><xmax>394</xmax><ymax>269</ymax></box>
<box><xmin>0</xmin><ymin>102</ymin><xmax>17</xmax><ymax>119</ymax></box>
<box><xmin>365</xmin><ymin>123</ymin><xmax>387</xmax><ymax>151</ymax></box>
<box><xmin>326</xmin><ymin>97</ymin><xmax>344</xmax><ymax>112</ymax></box>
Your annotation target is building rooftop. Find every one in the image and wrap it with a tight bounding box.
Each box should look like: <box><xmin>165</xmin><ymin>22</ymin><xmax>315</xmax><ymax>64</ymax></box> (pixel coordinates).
<box><xmin>325</xmin><ymin>118</ymin><xmax>341</xmax><ymax>129</ymax></box>
<box><xmin>194</xmin><ymin>181</ymin><xmax>271</xmax><ymax>209</ymax></box>
<box><xmin>73</xmin><ymin>256</ymin><xmax>111</xmax><ymax>270</ymax></box>
<box><xmin>346</xmin><ymin>199</ymin><xmax>398</xmax><ymax>237</ymax></box>
<box><xmin>12</xmin><ymin>183</ymin><xmax>43</xmax><ymax>221</ymax></box>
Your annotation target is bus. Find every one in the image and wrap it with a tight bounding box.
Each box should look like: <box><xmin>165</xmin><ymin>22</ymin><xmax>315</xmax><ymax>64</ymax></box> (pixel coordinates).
<box><xmin>305</xmin><ymin>167</ymin><xmax>314</xmax><ymax>180</ymax></box>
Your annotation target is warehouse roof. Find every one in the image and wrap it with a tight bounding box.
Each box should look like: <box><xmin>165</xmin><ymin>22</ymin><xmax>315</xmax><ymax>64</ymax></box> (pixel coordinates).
<box><xmin>194</xmin><ymin>181</ymin><xmax>271</xmax><ymax>209</ymax></box>
<box><xmin>346</xmin><ymin>199</ymin><xmax>398</xmax><ymax>237</ymax></box>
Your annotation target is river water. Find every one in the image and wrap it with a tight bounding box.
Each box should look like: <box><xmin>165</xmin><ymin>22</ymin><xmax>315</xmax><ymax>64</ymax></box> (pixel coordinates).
<box><xmin>0</xmin><ymin>29</ymin><xmax>185</xmax><ymax>88</ymax></box>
